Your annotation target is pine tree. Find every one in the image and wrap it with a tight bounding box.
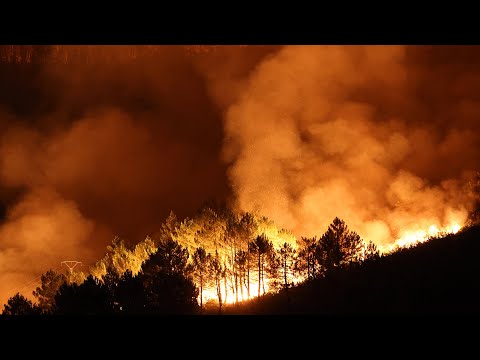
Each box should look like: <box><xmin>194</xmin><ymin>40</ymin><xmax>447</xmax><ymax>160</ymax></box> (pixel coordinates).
<box><xmin>317</xmin><ymin>217</ymin><xmax>364</xmax><ymax>272</ymax></box>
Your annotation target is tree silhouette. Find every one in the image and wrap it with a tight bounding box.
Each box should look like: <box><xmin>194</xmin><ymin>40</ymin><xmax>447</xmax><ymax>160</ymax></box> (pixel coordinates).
<box><xmin>32</xmin><ymin>269</ymin><xmax>67</xmax><ymax>314</ymax></box>
<box><xmin>249</xmin><ymin>234</ymin><xmax>274</xmax><ymax>297</ymax></box>
<box><xmin>239</xmin><ymin>213</ymin><xmax>257</xmax><ymax>299</ymax></box>
<box><xmin>278</xmin><ymin>243</ymin><xmax>296</xmax><ymax>289</ymax></box>
<box><xmin>225</xmin><ymin>211</ymin><xmax>241</xmax><ymax>304</ymax></box>
<box><xmin>101</xmin><ymin>264</ymin><xmax>122</xmax><ymax>312</ymax></box>
<box><xmin>235</xmin><ymin>249</ymin><xmax>248</xmax><ymax>301</ymax></box>
<box><xmin>2</xmin><ymin>293</ymin><xmax>40</xmax><ymax>315</ymax></box>
<box><xmin>296</xmin><ymin>237</ymin><xmax>318</xmax><ymax>280</ymax></box>
<box><xmin>317</xmin><ymin>217</ymin><xmax>364</xmax><ymax>273</ymax></box>
<box><xmin>223</xmin><ymin>258</ymin><xmax>229</xmax><ymax>306</ymax></box>
<box><xmin>208</xmin><ymin>251</ymin><xmax>224</xmax><ymax>312</ymax></box>
<box><xmin>247</xmin><ymin>241</ymin><xmax>256</xmax><ymax>298</ymax></box>
<box><xmin>142</xmin><ymin>271</ymin><xmax>198</xmax><ymax>314</ymax></box>
<box><xmin>192</xmin><ymin>247</ymin><xmax>208</xmax><ymax>309</ymax></box>
<box><xmin>141</xmin><ymin>239</ymin><xmax>199</xmax><ymax>314</ymax></box>
<box><xmin>265</xmin><ymin>248</ymin><xmax>280</xmax><ymax>291</ymax></box>
<box><xmin>115</xmin><ymin>270</ymin><xmax>146</xmax><ymax>314</ymax></box>
<box><xmin>142</xmin><ymin>239</ymin><xmax>190</xmax><ymax>278</ymax></box>
<box><xmin>363</xmin><ymin>240</ymin><xmax>381</xmax><ymax>262</ymax></box>
<box><xmin>54</xmin><ymin>276</ymin><xmax>113</xmax><ymax>315</ymax></box>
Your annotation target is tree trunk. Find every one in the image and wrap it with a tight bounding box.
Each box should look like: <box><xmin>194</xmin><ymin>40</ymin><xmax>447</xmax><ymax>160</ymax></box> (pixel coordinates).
<box><xmin>284</xmin><ymin>256</ymin><xmax>287</xmax><ymax>289</ymax></box>
<box><xmin>234</xmin><ymin>271</ymin><xmax>238</xmax><ymax>304</ymax></box>
<box><xmin>262</xmin><ymin>259</ymin><xmax>266</xmax><ymax>296</ymax></box>
<box><xmin>307</xmin><ymin>253</ymin><xmax>311</xmax><ymax>279</ymax></box>
<box><xmin>312</xmin><ymin>254</ymin><xmax>316</xmax><ymax>278</ymax></box>
<box><xmin>240</xmin><ymin>271</ymin><xmax>244</xmax><ymax>301</ymax></box>
<box><xmin>224</xmin><ymin>274</ymin><xmax>228</xmax><ymax>304</ymax></box>
<box><xmin>258</xmin><ymin>253</ymin><xmax>261</xmax><ymax>298</ymax></box>
<box><xmin>200</xmin><ymin>273</ymin><xmax>203</xmax><ymax>310</ymax></box>
<box><xmin>232</xmin><ymin>240</ymin><xmax>238</xmax><ymax>304</ymax></box>
<box><xmin>247</xmin><ymin>259</ymin><xmax>250</xmax><ymax>299</ymax></box>
<box><xmin>286</xmin><ymin>257</ymin><xmax>291</xmax><ymax>307</ymax></box>
<box><xmin>216</xmin><ymin>277</ymin><xmax>222</xmax><ymax>313</ymax></box>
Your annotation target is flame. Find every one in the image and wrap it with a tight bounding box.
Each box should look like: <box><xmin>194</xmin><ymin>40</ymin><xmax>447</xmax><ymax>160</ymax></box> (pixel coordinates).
<box><xmin>199</xmin><ymin>278</ymin><xmax>271</xmax><ymax>307</ymax></box>
<box><xmin>198</xmin><ymin>221</ymin><xmax>466</xmax><ymax>307</ymax></box>
<box><xmin>382</xmin><ymin>222</ymin><xmax>463</xmax><ymax>253</ymax></box>
<box><xmin>189</xmin><ymin>211</ymin><xmax>465</xmax><ymax>308</ymax></box>
<box><xmin>450</xmin><ymin>223</ymin><xmax>461</xmax><ymax>234</ymax></box>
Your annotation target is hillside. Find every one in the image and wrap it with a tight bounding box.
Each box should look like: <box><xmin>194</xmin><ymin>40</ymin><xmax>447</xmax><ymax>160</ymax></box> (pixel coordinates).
<box><xmin>225</xmin><ymin>225</ymin><xmax>480</xmax><ymax>314</ymax></box>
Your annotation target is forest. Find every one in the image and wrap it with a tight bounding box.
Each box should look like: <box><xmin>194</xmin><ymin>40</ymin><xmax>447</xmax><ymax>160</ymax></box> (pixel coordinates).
<box><xmin>5</xmin><ymin>201</ymin><xmax>476</xmax><ymax>315</ymax></box>
<box><xmin>1</xmin><ymin>205</ymin><xmax>383</xmax><ymax>315</ymax></box>
<box><xmin>225</xmin><ymin>223</ymin><xmax>480</xmax><ymax>314</ymax></box>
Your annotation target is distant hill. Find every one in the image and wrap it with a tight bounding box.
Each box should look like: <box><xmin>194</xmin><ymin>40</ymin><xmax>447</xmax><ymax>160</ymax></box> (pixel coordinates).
<box><xmin>225</xmin><ymin>225</ymin><xmax>480</xmax><ymax>314</ymax></box>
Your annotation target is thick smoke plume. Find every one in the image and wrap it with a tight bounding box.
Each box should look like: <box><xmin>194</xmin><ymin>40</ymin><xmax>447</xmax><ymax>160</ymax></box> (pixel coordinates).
<box><xmin>223</xmin><ymin>45</ymin><xmax>477</xmax><ymax>247</ymax></box>
<box><xmin>0</xmin><ymin>45</ymin><xmax>479</xmax><ymax>306</ymax></box>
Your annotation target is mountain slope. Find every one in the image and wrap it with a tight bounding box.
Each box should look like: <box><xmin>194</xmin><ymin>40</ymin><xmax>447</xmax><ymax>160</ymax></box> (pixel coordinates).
<box><xmin>227</xmin><ymin>225</ymin><xmax>480</xmax><ymax>314</ymax></box>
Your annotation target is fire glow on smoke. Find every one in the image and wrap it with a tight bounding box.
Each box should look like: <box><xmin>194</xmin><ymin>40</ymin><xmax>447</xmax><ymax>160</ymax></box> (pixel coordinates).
<box><xmin>0</xmin><ymin>45</ymin><xmax>478</xmax><ymax>307</ymax></box>
<box><xmin>386</xmin><ymin>222</ymin><xmax>462</xmax><ymax>252</ymax></box>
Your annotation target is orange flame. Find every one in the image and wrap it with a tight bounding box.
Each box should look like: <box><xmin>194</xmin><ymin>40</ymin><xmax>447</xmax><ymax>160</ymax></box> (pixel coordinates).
<box><xmin>383</xmin><ymin>222</ymin><xmax>463</xmax><ymax>253</ymax></box>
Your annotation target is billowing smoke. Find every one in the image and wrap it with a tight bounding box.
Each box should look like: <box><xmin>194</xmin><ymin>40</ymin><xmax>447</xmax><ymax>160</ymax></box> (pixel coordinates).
<box><xmin>0</xmin><ymin>45</ymin><xmax>279</xmax><ymax>305</ymax></box>
<box><xmin>223</xmin><ymin>45</ymin><xmax>477</xmax><ymax>247</ymax></box>
<box><xmin>0</xmin><ymin>45</ymin><xmax>479</xmax><ymax>306</ymax></box>
<box><xmin>0</xmin><ymin>47</ymin><xmax>212</xmax><ymax>304</ymax></box>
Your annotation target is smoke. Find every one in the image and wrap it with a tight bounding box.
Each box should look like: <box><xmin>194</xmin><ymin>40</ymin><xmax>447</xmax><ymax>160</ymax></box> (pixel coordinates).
<box><xmin>0</xmin><ymin>46</ymin><xmax>222</xmax><ymax>305</ymax></box>
<box><xmin>1</xmin><ymin>45</ymin><xmax>479</xmax><ymax>306</ymax></box>
<box><xmin>0</xmin><ymin>45</ymin><xmax>281</xmax><ymax>305</ymax></box>
<box><xmin>0</xmin><ymin>187</ymin><xmax>103</xmax><ymax>306</ymax></box>
<box><xmin>223</xmin><ymin>45</ymin><xmax>477</xmax><ymax>247</ymax></box>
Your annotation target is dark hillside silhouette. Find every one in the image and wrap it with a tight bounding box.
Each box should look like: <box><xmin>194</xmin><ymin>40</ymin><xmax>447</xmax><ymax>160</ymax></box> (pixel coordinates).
<box><xmin>225</xmin><ymin>225</ymin><xmax>480</xmax><ymax>314</ymax></box>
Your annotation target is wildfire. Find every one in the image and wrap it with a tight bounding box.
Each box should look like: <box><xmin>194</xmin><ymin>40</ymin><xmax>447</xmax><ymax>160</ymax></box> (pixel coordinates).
<box><xmin>198</xmin><ymin>220</ymin><xmax>466</xmax><ymax>308</ymax></box>
<box><xmin>382</xmin><ymin>222</ymin><xmax>463</xmax><ymax>253</ymax></box>
<box><xmin>200</xmin><ymin>279</ymin><xmax>272</xmax><ymax>307</ymax></box>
